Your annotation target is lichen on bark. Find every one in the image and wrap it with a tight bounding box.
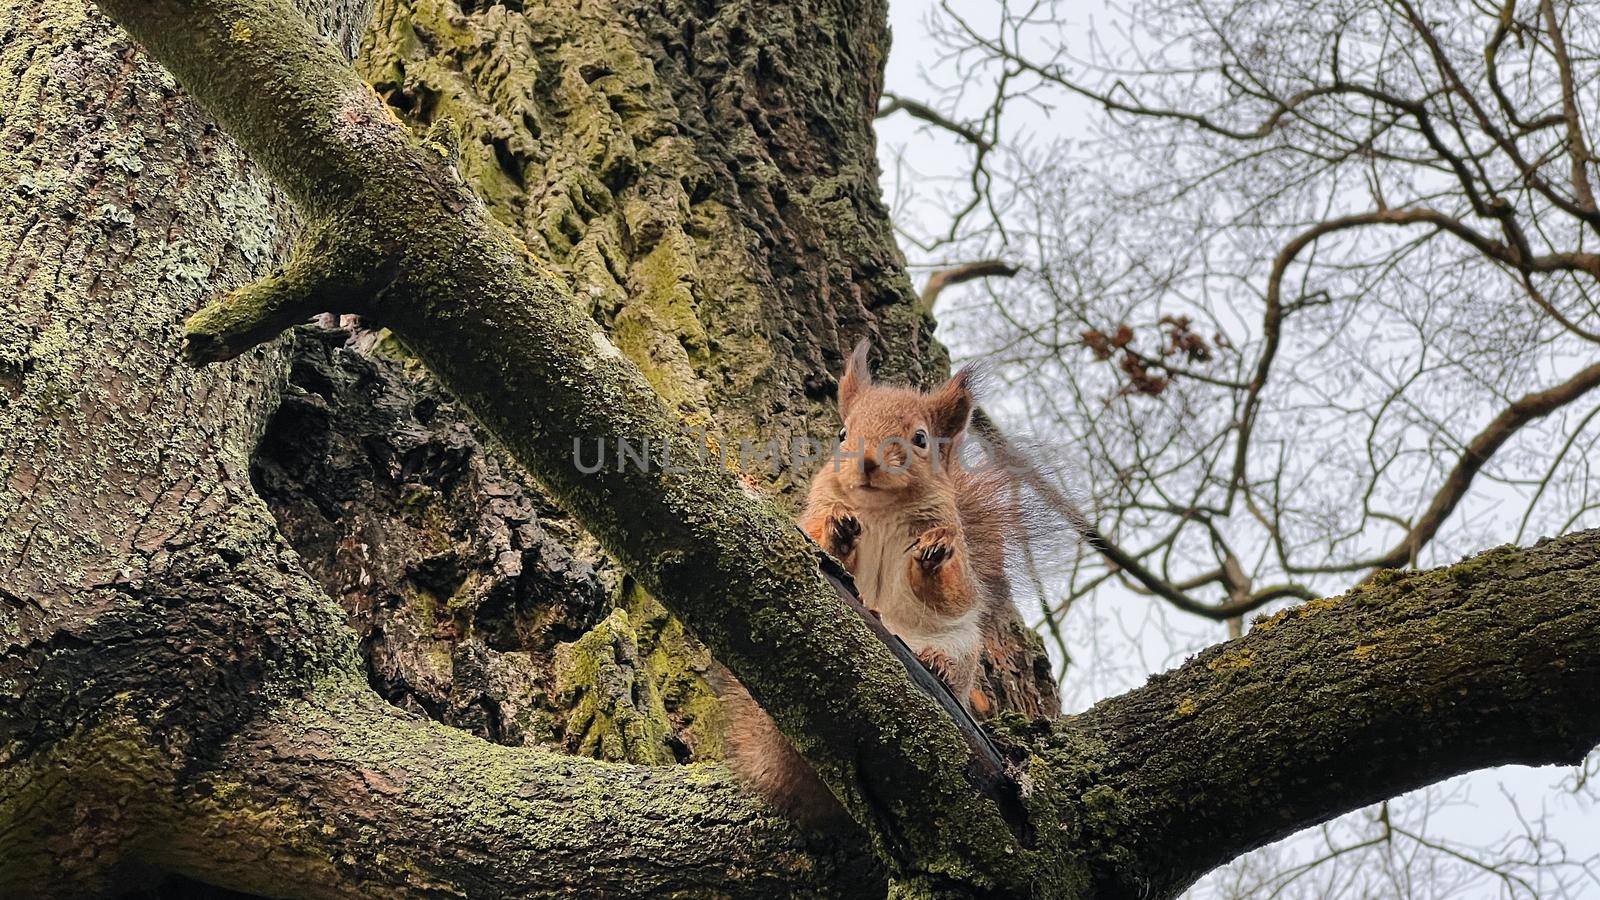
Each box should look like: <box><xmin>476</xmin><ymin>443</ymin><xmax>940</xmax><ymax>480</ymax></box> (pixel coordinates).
<box><xmin>0</xmin><ymin>0</ymin><xmax>371</xmax><ymax>890</ymax></box>
<box><xmin>324</xmin><ymin>0</ymin><xmax>1058</xmax><ymax>767</ymax></box>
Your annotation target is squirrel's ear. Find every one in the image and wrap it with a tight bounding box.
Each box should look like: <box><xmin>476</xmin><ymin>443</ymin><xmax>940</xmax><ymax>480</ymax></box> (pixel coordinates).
<box><xmin>928</xmin><ymin>364</ymin><xmax>978</xmax><ymax>437</ymax></box>
<box><xmin>838</xmin><ymin>339</ymin><xmax>873</xmax><ymax>416</ymax></box>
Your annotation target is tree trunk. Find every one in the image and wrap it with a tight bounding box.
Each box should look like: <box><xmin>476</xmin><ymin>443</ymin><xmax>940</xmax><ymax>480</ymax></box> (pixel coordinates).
<box><xmin>0</xmin><ymin>1</ymin><xmax>360</xmax><ymax>890</ymax></box>
<box><xmin>1</xmin><ymin>0</ymin><xmax>1050</xmax><ymax>893</ymax></box>
<box><xmin>254</xmin><ymin>0</ymin><xmax>1060</xmax><ymax>761</ymax></box>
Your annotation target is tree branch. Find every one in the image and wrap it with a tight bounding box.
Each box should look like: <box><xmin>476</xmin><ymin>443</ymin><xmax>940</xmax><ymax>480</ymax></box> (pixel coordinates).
<box><xmin>1044</xmin><ymin>529</ymin><xmax>1600</xmax><ymax>899</ymax></box>
<box><xmin>1229</xmin><ymin>205</ymin><xmax>1600</xmax><ymax>540</ymax></box>
<box><xmin>1538</xmin><ymin>0</ymin><xmax>1598</xmax><ymax>212</ymax></box>
<box><xmin>878</xmin><ymin>92</ymin><xmax>993</xmax><ymax>152</ymax></box>
<box><xmin>918</xmin><ymin>259</ymin><xmax>1019</xmax><ymax>311</ymax></box>
<box><xmin>184</xmin><ymin>219</ymin><xmax>381</xmax><ymax>364</ymax></box>
<box><xmin>1286</xmin><ymin>359</ymin><xmax>1600</xmax><ymax>575</ymax></box>
<box><xmin>133</xmin><ymin>683</ymin><xmax>885</xmax><ymax>898</ymax></box>
<box><xmin>972</xmin><ymin>410</ymin><xmax>1306</xmax><ymax>620</ymax></box>
<box><xmin>1371</xmin><ymin>360</ymin><xmax>1600</xmax><ymax>568</ymax></box>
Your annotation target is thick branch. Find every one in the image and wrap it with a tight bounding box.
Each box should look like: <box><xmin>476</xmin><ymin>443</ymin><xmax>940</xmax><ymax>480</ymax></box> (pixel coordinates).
<box><xmin>184</xmin><ymin>219</ymin><xmax>380</xmax><ymax>363</ymax></box>
<box><xmin>133</xmin><ymin>683</ymin><xmax>884</xmax><ymax>898</ymax></box>
<box><xmin>1041</xmin><ymin>529</ymin><xmax>1600</xmax><ymax>899</ymax></box>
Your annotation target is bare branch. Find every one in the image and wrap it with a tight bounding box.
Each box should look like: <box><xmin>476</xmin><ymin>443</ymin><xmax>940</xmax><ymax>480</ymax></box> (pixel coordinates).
<box><xmin>1368</xmin><ymin>359</ymin><xmax>1600</xmax><ymax>570</ymax></box>
<box><xmin>878</xmin><ymin>91</ymin><xmax>994</xmax><ymax>152</ymax></box>
<box><xmin>919</xmin><ymin>259</ymin><xmax>1020</xmax><ymax>310</ymax></box>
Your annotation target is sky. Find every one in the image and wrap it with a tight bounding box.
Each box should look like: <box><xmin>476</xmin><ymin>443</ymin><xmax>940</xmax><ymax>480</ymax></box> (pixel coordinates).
<box><xmin>872</xmin><ymin>0</ymin><xmax>1599</xmax><ymax>896</ymax></box>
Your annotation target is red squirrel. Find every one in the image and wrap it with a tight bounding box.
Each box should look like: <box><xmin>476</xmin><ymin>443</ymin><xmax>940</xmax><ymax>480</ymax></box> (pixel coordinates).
<box><xmin>722</xmin><ymin>341</ymin><xmax>1025</xmax><ymax>822</ymax></box>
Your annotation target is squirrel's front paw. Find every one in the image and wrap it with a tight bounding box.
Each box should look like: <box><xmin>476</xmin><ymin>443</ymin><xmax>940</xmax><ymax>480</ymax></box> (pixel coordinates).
<box><xmin>826</xmin><ymin>510</ymin><xmax>862</xmax><ymax>556</ymax></box>
<box><xmin>916</xmin><ymin>647</ymin><xmax>953</xmax><ymax>680</ymax></box>
<box><xmin>909</xmin><ymin>525</ymin><xmax>957</xmax><ymax>573</ymax></box>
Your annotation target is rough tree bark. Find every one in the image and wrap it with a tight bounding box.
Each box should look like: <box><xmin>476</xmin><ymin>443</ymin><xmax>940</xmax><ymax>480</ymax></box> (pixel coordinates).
<box><xmin>2</xmin><ymin>0</ymin><xmax>1598</xmax><ymax>898</ymax></box>
<box><xmin>1</xmin><ymin>0</ymin><xmax>1042</xmax><ymax>894</ymax></box>
<box><xmin>0</xmin><ymin>0</ymin><xmax>880</xmax><ymax>894</ymax></box>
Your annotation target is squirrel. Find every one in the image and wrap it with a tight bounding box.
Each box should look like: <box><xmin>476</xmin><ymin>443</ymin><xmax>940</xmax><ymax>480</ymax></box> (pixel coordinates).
<box><xmin>721</xmin><ymin>340</ymin><xmax>1026</xmax><ymax>822</ymax></box>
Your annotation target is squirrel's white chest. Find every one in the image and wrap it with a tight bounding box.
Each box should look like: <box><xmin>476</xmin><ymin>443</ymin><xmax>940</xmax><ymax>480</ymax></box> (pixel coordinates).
<box><xmin>852</xmin><ymin>514</ymin><xmax>982</xmax><ymax>659</ymax></box>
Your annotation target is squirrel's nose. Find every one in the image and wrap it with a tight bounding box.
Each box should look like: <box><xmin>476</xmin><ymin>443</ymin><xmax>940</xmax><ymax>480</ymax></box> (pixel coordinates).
<box><xmin>861</xmin><ymin>455</ymin><xmax>879</xmax><ymax>475</ymax></box>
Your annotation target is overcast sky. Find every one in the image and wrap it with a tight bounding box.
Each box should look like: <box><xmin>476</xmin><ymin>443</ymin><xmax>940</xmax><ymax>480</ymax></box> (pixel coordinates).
<box><xmin>873</xmin><ymin>1</ymin><xmax>1598</xmax><ymax>896</ymax></box>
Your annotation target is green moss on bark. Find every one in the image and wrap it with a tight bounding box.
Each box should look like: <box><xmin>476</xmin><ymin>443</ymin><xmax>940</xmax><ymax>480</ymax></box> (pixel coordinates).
<box><xmin>554</xmin><ymin>608</ymin><xmax>676</xmax><ymax>763</ymax></box>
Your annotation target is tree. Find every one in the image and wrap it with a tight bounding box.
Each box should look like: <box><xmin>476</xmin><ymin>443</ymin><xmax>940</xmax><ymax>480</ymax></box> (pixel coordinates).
<box><xmin>0</xmin><ymin>1</ymin><xmax>1596</xmax><ymax>899</ymax></box>
<box><xmin>885</xmin><ymin>0</ymin><xmax>1600</xmax><ymax>891</ymax></box>
<box><xmin>914</xmin><ymin>0</ymin><xmax>1600</xmax><ymax>622</ymax></box>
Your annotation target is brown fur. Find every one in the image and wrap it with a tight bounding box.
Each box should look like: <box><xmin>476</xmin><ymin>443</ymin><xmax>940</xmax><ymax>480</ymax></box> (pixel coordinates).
<box><xmin>722</xmin><ymin>342</ymin><xmax>1025</xmax><ymax>822</ymax></box>
<box><xmin>713</xmin><ymin>665</ymin><xmax>850</xmax><ymax>823</ymax></box>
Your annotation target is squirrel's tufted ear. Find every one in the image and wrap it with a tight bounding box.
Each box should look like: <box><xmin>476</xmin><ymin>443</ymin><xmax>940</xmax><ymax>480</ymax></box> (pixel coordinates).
<box><xmin>928</xmin><ymin>363</ymin><xmax>978</xmax><ymax>437</ymax></box>
<box><xmin>838</xmin><ymin>339</ymin><xmax>873</xmax><ymax>416</ymax></box>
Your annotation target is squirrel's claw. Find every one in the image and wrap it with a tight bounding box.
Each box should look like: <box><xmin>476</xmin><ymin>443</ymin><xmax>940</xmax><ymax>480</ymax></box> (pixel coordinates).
<box><xmin>829</xmin><ymin>513</ymin><xmax>861</xmax><ymax>546</ymax></box>
<box><xmin>909</xmin><ymin>527</ymin><xmax>956</xmax><ymax>572</ymax></box>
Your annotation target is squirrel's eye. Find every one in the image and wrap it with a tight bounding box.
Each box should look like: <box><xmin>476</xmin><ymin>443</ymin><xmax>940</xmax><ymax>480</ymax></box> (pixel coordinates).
<box><xmin>837</xmin><ymin>426</ymin><xmax>847</xmax><ymax>443</ymax></box>
<box><xmin>912</xmin><ymin>429</ymin><xmax>928</xmax><ymax>449</ymax></box>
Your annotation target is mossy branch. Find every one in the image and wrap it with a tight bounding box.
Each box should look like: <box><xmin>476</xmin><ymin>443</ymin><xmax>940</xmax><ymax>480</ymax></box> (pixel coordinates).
<box><xmin>1048</xmin><ymin>531</ymin><xmax>1600</xmax><ymax>899</ymax></box>
<box><xmin>134</xmin><ymin>681</ymin><xmax>884</xmax><ymax>898</ymax></box>
<box><xmin>184</xmin><ymin>220</ymin><xmax>380</xmax><ymax>363</ymax></box>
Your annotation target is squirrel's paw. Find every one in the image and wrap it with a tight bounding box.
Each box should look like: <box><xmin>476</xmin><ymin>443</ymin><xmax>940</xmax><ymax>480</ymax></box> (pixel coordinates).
<box><xmin>916</xmin><ymin>646</ymin><xmax>953</xmax><ymax>678</ymax></box>
<box><xmin>908</xmin><ymin>525</ymin><xmax>958</xmax><ymax>572</ymax></box>
<box><xmin>826</xmin><ymin>510</ymin><xmax>862</xmax><ymax>554</ymax></box>
<box><xmin>915</xmin><ymin>647</ymin><xmax>962</xmax><ymax>696</ymax></box>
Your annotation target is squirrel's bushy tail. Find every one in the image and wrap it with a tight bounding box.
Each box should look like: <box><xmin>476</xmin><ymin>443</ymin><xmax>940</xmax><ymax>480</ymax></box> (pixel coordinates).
<box><xmin>963</xmin><ymin>409</ymin><xmax>1091</xmax><ymax>582</ymax></box>
<box><xmin>712</xmin><ymin>665</ymin><xmax>847</xmax><ymax>825</ymax></box>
